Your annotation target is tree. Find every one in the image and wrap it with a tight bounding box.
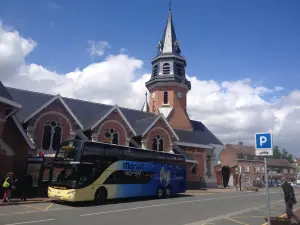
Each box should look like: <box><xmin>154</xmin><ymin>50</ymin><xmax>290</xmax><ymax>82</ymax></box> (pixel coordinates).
<box><xmin>272</xmin><ymin>146</ymin><xmax>294</xmax><ymax>163</ymax></box>
<box><xmin>273</xmin><ymin>146</ymin><xmax>282</xmax><ymax>159</ymax></box>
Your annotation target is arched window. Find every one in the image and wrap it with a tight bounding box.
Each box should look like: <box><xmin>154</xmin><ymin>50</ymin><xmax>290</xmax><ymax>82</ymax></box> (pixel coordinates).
<box><xmin>152</xmin><ymin>135</ymin><xmax>164</xmax><ymax>151</ymax></box>
<box><xmin>152</xmin><ymin>65</ymin><xmax>159</xmax><ymax>77</ymax></box>
<box><xmin>42</xmin><ymin>121</ymin><xmax>62</xmax><ymax>151</ymax></box>
<box><xmin>163</xmin><ymin>91</ymin><xmax>168</xmax><ymax>104</ymax></box>
<box><xmin>175</xmin><ymin>63</ymin><xmax>183</xmax><ymax>76</ymax></box>
<box><xmin>104</xmin><ymin>128</ymin><xmax>119</xmax><ymax>145</ymax></box>
<box><xmin>162</xmin><ymin>63</ymin><xmax>170</xmax><ymax>75</ymax></box>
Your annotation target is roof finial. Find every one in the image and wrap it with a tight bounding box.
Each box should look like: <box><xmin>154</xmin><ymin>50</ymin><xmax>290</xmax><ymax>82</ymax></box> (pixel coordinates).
<box><xmin>168</xmin><ymin>0</ymin><xmax>172</xmax><ymax>11</ymax></box>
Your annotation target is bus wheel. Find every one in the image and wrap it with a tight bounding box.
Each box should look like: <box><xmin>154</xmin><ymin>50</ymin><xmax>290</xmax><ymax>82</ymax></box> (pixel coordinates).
<box><xmin>165</xmin><ymin>186</ymin><xmax>172</xmax><ymax>198</ymax></box>
<box><xmin>94</xmin><ymin>187</ymin><xmax>107</xmax><ymax>205</ymax></box>
<box><xmin>156</xmin><ymin>187</ymin><xmax>164</xmax><ymax>199</ymax></box>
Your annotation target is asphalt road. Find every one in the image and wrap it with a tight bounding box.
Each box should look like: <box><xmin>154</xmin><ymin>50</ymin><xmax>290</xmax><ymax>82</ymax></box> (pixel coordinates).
<box><xmin>0</xmin><ymin>189</ymin><xmax>298</xmax><ymax>225</ymax></box>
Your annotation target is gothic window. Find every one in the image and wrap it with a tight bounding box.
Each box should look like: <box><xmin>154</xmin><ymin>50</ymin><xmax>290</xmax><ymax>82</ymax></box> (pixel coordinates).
<box><xmin>152</xmin><ymin>135</ymin><xmax>164</xmax><ymax>151</ymax></box>
<box><xmin>104</xmin><ymin>128</ymin><xmax>119</xmax><ymax>145</ymax></box>
<box><xmin>163</xmin><ymin>91</ymin><xmax>168</xmax><ymax>104</ymax></box>
<box><xmin>42</xmin><ymin>121</ymin><xmax>62</xmax><ymax>151</ymax></box>
<box><xmin>162</xmin><ymin>63</ymin><xmax>170</xmax><ymax>75</ymax></box>
<box><xmin>175</xmin><ymin>63</ymin><xmax>184</xmax><ymax>76</ymax></box>
<box><xmin>152</xmin><ymin>65</ymin><xmax>159</xmax><ymax>77</ymax></box>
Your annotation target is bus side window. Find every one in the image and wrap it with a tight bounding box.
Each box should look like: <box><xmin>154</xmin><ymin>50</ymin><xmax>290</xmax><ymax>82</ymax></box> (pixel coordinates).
<box><xmin>82</xmin><ymin>143</ymin><xmax>105</xmax><ymax>162</ymax></box>
<box><xmin>124</xmin><ymin>148</ymin><xmax>155</xmax><ymax>162</ymax></box>
<box><xmin>105</xmin><ymin>145</ymin><xmax>126</xmax><ymax>162</ymax></box>
<box><xmin>154</xmin><ymin>152</ymin><xmax>166</xmax><ymax>163</ymax></box>
<box><xmin>165</xmin><ymin>154</ymin><xmax>178</xmax><ymax>164</ymax></box>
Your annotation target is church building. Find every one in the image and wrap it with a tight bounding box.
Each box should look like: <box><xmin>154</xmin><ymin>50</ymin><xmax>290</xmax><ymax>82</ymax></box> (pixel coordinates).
<box><xmin>0</xmin><ymin>8</ymin><xmax>223</xmax><ymax>189</ymax></box>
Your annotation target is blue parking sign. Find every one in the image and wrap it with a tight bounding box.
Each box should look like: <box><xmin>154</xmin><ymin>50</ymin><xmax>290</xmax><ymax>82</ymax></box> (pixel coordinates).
<box><xmin>255</xmin><ymin>132</ymin><xmax>272</xmax><ymax>149</ymax></box>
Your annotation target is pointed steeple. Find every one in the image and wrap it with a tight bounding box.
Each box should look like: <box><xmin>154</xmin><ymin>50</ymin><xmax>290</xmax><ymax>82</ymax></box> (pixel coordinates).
<box><xmin>141</xmin><ymin>92</ymin><xmax>150</xmax><ymax>112</ymax></box>
<box><xmin>157</xmin><ymin>7</ymin><xmax>181</xmax><ymax>56</ymax></box>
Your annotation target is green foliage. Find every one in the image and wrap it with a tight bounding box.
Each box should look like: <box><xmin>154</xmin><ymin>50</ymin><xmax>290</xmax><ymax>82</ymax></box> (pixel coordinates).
<box><xmin>272</xmin><ymin>145</ymin><xmax>294</xmax><ymax>163</ymax></box>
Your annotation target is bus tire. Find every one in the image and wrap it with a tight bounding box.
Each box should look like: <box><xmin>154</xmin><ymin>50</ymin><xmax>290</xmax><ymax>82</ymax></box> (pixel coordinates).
<box><xmin>156</xmin><ymin>186</ymin><xmax>164</xmax><ymax>199</ymax></box>
<box><xmin>94</xmin><ymin>187</ymin><xmax>107</xmax><ymax>204</ymax></box>
<box><xmin>165</xmin><ymin>186</ymin><xmax>172</xmax><ymax>198</ymax></box>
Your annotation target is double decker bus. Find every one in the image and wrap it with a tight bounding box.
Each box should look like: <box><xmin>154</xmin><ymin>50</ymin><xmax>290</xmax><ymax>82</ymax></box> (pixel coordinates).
<box><xmin>45</xmin><ymin>140</ymin><xmax>186</xmax><ymax>203</ymax></box>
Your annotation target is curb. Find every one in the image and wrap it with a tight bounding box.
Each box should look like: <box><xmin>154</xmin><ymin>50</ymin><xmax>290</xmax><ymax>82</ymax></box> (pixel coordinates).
<box><xmin>0</xmin><ymin>200</ymin><xmax>51</xmax><ymax>206</ymax></box>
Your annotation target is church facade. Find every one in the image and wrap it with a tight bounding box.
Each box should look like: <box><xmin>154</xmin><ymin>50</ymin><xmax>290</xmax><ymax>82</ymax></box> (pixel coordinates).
<box><xmin>0</xmin><ymin>9</ymin><xmax>223</xmax><ymax>189</ymax></box>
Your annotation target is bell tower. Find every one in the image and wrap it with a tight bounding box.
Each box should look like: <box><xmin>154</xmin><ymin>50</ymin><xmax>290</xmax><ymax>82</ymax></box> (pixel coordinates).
<box><xmin>145</xmin><ymin>6</ymin><xmax>193</xmax><ymax>131</ymax></box>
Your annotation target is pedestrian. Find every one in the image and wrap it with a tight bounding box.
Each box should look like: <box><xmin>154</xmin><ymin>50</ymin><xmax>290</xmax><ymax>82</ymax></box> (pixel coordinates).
<box><xmin>2</xmin><ymin>172</ymin><xmax>16</xmax><ymax>202</ymax></box>
<box><xmin>282</xmin><ymin>177</ymin><xmax>300</xmax><ymax>223</ymax></box>
<box><xmin>20</xmin><ymin>171</ymin><xmax>33</xmax><ymax>201</ymax></box>
<box><xmin>2</xmin><ymin>173</ymin><xmax>11</xmax><ymax>202</ymax></box>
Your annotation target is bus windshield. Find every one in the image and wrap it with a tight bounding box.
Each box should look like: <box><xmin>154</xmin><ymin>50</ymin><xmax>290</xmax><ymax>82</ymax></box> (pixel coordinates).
<box><xmin>51</xmin><ymin>163</ymin><xmax>101</xmax><ymax>189</ymax></box>
<box><xmin>55</xmin><ymin>141</ymin><xmax>82</xmax><ymax>161</ymax></box>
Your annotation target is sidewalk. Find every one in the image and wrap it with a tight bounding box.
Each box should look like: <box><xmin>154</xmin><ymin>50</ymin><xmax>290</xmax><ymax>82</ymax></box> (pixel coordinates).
<box><xmin>0</xmin><ymin>198</ymin><xmax>50</xmax><ymax>206</ymax></box>
<box><xmin>186</xmin><ymin>187</ymin><xmax>238</xmax><ymax>194</ymax></box>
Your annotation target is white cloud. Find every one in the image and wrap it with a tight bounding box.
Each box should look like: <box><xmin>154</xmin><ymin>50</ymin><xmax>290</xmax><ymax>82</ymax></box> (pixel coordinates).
<box><xmin>87</xmin><ymin>40</ymin><xmax>111</xmax><ymax>57</ymax></box>
<box><xmin>1</xmin><ymin>23</ymin><xmax>300</xmax><ymax>155</ymax></box>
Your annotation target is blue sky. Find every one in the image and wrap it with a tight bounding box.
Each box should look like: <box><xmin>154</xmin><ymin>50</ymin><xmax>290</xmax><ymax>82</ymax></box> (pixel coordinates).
<box><xmin>1</xmin><ymin>0</ymin><xmax>300</xmax><ymax>96</ymax></box>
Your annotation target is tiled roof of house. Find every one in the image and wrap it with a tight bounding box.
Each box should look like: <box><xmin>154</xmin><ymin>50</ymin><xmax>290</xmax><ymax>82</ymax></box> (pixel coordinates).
<box><xmin>224</xmin><ymin>143</ymin><xmax>256</xmax><ymax>155</ymax></box>
<box><xmin>266</xmin><ymin>158</ymin><xmax>295</xmax><ymax>168</ymax></box>
<box><xmin>7</xmin><ymin>86</ymin><xmax>223</xmax><ymax>147</ymax></box>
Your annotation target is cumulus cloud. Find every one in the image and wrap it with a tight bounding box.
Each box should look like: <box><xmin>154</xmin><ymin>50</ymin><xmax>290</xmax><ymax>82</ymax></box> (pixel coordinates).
<box><xmin>1</xmin><ymin>23</ymin><xmax>300</xmax><ymax>155</ymax></box>
<box><xmin>87</xmin><ymin>40</ymin><xmax>111</xmax><ymax>57</ymax></box>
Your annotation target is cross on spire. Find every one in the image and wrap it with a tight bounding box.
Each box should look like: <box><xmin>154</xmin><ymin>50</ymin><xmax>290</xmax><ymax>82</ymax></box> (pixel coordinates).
<box><xmin>168</xmin><ymin>0</ymin><xmax>172</xmax><ymax>10</ymax></box>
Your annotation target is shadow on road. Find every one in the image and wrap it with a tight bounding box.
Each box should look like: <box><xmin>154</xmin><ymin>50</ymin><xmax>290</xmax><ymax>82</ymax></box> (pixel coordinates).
<box><xmin>52</xmin><ymin>193</ymin><xmax>194</xmax><ymax>207</ymax></box>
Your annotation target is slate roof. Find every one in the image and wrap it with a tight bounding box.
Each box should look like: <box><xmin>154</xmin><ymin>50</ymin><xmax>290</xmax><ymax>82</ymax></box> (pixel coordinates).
<box><xmin>6</xmin><ymin>86</ymin><xmax>223</xmax><ymax>147</ymax></box>
<box><xmin>175</xmin><ymin>120</ymin><xmax>223</xmax><ymax>146</ymax></box>
<box><xmin>224</xmin><ymin>143</ymin><xmax>256</xmax><ymax>155</ymax></box>
<box><xmin>267</xmin><ymin>158</ymin><xmax>295</xmax><ymax>168</ymax></box>
<box><xmin>0</xmin><ymin>81</ymin><xmax>14</xmax><ymax>101</ymax></box>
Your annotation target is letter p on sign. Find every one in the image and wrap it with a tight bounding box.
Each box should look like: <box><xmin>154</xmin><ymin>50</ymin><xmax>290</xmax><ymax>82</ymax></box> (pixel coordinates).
<box><xmin>259</xmin><ymin>136</ymin><xmax>267</xmax><ymax>146</ymax></box>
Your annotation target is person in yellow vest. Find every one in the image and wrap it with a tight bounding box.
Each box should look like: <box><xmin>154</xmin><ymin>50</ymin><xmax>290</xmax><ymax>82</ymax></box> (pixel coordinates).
<box><xmin>2</xmin><ymin>173</ymin><xmax>12</xmax><ymax>202</ymax></box>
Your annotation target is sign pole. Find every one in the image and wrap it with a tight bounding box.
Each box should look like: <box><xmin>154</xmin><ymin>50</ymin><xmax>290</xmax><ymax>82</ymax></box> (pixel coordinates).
<box><xmin>264</xmin><ymin>157</ymin><xmax>271</xmax><ymax>225</ymax></box>
<box><xmin>255</xmin><ymin>131</ymin><xmax>273</xmax><ymax>225</ymax></box>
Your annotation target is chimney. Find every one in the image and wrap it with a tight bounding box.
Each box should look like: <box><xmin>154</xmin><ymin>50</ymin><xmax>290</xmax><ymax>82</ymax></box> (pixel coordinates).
<box><xmin>238</xmin><ymin>142</ymin><xmax>243</xmax><ymax>146</ymax></box>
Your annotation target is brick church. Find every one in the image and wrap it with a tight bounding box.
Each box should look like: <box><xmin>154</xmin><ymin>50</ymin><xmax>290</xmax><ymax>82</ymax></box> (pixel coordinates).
<box><xmin>0</xmin><ymin>9</ymin><xmax>223</xmax><ymax>189</ymax></box>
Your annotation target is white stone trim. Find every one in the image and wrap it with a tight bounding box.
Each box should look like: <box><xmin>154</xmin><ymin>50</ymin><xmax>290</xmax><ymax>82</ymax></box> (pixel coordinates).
<box><xmin>33</xmin><ymin>111</ymin><xmax>72</xmax><ymax>130</ymax></box>
<box><xmin>12</xmin><ymin>115</ymin><xmax>35</xmax><ymax>149</ymax></box>
<box><xmin>23</xmin><ymin>94</ymin><xmax>83</xmax><ymax>129</ymax></box>
<box><xmin>142</xmin><ymin>114</ymin><xmax>179</xmax><ymax>141</ymax></box>
<box><xmin>0</xmin><ymin>96</ymin><xmax>22</xmax><ymax>109</ymax></box>
<box><xmin>98</xmin><ymin>119</ymin><xmax>128</xmax><ymax>142</ymax></box>
<box><xmin>4</xmin><ymin>108</ymin><xmax>19</xmax><ymax>120</ymax></box>
<box><xmin>174</xmin><ymin>141</ymin><xmax>214</xmax><ymax>150</ymax></box>
<box><xmin>90</xmin><ymin>105</ymin><xmax>136</xmax><ymax>135</ymax></box>
<box><xmin>146</xmin><ymin>127</ymin><xmax>172</xmax><ymax>152</ymax></box>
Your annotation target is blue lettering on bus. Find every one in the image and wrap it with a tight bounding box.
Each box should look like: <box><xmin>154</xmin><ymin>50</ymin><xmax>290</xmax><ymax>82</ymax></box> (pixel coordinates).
<box><xmin>123</xmin><ymin>162</ymin><xmax>144</xmax><ymax>171</ymax></box>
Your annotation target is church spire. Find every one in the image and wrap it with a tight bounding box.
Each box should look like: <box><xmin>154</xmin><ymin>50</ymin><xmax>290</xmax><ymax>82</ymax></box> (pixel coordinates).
<box><xmin>157</xmin><ymin>3</ymin><xmax>181</xmax><ymax>55</ymax></box>
<box><xmin>141</xmin><ymin>91</ymin><xmax>150</xmax><ymax>112</ymax></box>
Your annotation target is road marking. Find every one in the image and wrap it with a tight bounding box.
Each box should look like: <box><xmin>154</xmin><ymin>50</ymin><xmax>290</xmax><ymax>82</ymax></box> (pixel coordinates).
<box><xmin>4</xmin><ymin>218</ymin><xmax>55</xmax><ymax>225</ymax></box>
<box><xmin>229</xmin><ymin>216</ymin><xmax>265</xmax><ymax>219</ymax></box>
<box><xmin>224</xmin><ymin>218</ymin><xmax>249</xmax><ymax>225</ymax></box>
<box><xmin>261</xmin><ymin>207</ymin><xmax>300</xmax><ymax>225</ymax></box>
<box><xmin>80</xmin><ymin>193</ymin><xmax>283</xmax><ymax>217</ymax></box>
<box><xmin>21</xmin><ymin>205</ymin><xmax>44</xmax><ymax>211</ymax></box>
<box><xmin>0</xmin><ymin>207</ymin><xmax>73</xmax><ymax>217</ymax></box>
<box><xmin>44</xmin><ymin>203</ymin><xmax>53</xmax><ymax>211</ymax></box>
<box><xmin>80</xmin><ymin>193</ymin><xmax>267</xmax><ymax>216</ymax></box>
<box><xmin>183</xmin><ymin>199</ymin><xmax>286</xmax><ymax>225</ymax></box>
